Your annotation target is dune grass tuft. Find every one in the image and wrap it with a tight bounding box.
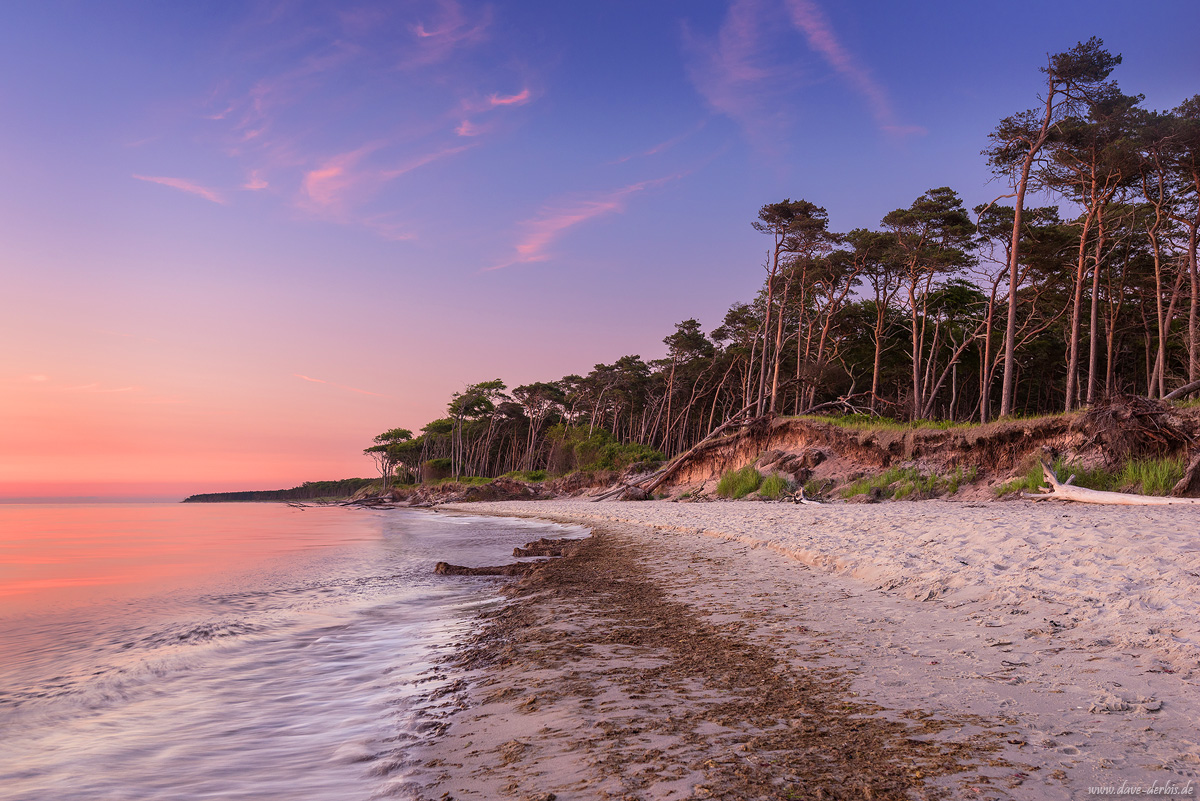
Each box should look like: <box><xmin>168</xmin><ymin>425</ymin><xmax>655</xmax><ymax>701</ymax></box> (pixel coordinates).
<box><xmin>716</xmin><ymin>466</ymin><xmax>762</xmax><ymax>499</ymax></box>
<box><xmin>758</xmin><ymin>474</ymin><xmax>793</xmax><ymax>500</ymax></box>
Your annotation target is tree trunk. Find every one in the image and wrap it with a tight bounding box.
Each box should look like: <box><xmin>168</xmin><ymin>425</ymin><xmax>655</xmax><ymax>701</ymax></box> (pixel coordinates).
<box><xmin>1086</xmin><ymin>214</ymin><xmax>1107</xmax><ymax>405</ymax></box>
<box><xmin>1064</xmin><ymin>211</ymin><xmax>1095</xmax><ymax>411</ymax></box>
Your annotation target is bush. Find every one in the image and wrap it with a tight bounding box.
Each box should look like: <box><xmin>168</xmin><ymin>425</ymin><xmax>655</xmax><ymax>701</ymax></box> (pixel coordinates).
<box><xmin>421</xmin><ymin>458</ymin><xmax>453</xmax><ymax>482</ymax></box>
<box><xmin>758</xmin><ymin>474</ymin><xmax>793</xmax><ymax>500</ymax></box>
<box><xmin>545</xmin><ymin>425</ymin><xmax>665</xmax><ymax>473</ymax></box>
<box><xmin>716</xmin><ymin>466</ymin><xmax>762</xmax><ymax>499</ymax></box>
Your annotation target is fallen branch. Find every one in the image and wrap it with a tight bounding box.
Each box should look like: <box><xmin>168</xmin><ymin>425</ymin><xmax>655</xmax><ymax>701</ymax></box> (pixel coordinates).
<box><xmin>781</xmin><ymin>487</ymin><xmax>823</xmax><ymax>505</ymax></box>
<box><xmin>1164</xmin><ymin>379</ymin><xmax>1200</xmax><ymax>401</ymax></box>
<box><xmin>592</xmin><ymin>403</ymin><xmax>761</xmax><ymax>502</ymax></box>
<box><xmin>1023</xmin><ymin>462</ymin><xmax>1200</xmax><ymax>505</ymax></box>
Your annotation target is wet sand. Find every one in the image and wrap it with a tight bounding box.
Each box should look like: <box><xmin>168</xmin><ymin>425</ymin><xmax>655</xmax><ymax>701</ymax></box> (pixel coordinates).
<box><xmin>409</xmin><ymin>501</ymin><xmax>1200</xmax><ymax>800</ymax></box>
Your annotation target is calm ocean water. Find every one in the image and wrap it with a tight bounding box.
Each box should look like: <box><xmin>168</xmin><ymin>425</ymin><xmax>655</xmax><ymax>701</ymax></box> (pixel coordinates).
<box><xmin>0</xmin><ymin>502</ymin><xmax>581</xmax><ymax>800</ymax></box>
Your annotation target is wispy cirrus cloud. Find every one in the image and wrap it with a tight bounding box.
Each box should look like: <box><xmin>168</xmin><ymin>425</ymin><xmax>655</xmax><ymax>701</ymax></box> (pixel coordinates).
<box><xmin>299</xmin><ymin>143</ymin><xmax>383</xmax><ymax>213</ymax></box>
<box><xmin>685</xmin><ymin>0</ymin><xmax>921</xmax><ymax>146</ymax></box>
<box><xmin>609</xmin><ymin>120</ymin><xmax>708</xmax><ymax>165</ymax></box>
<box><xmin>404</xmin><ymin>0</ymin><xmax>491</xmax><ymax>68</ymax></box>
<box><xmin>455</xmin><ymin>119</ymin><xmax>488</xmax><ymax>137</ymax></box>
<box><xmin>382</xmin><ymin>143</ymin><xmax>474</xmax><ymax>179</ymax></box>
<box><xmin>299</xmin><ymin>141</ymin><xmax>474</xmax><ymax>216</ymax></box>
<box><xmin>487</xmin><ymin>174</ymin><xmax>682</xmax><ymax>272</ymax></box>
<box><xmin>242</xmin><ymin>169</ymin><xmax>269</xmax><ymax>190</ymax></box>
<box><xmin>488</xmin><ymin>88</ymin><xmax>531</xmax><ymax>107</ymax></box>
<box><xmin>683</xmin><ymin>0</ymin><xmax>790</xmax><ymax>150</ymax></box>
<box><xmin>783</xmin><ymin>0</ymin><xmax>924</xmax><ymax>136</ymax></box>
<box><xmin>293</xmin><ymin>373</ymin><xmax>385</xmax><ymax>397</ymax></box>
<box><xmin>132</xmin><ymin>174</ymin><xmax>225</xmax><ymax>204</ymax></box>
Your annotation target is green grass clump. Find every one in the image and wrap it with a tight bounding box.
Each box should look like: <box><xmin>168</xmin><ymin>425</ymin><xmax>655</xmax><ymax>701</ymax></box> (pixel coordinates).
<box><xmin>840</xmin><ymin>467</ymin><xmax>920</xmax><ymax>499</ymax></box>
<box><xmin>432</xmin><ymin>475</ymin><xmax>492</xmax><ymax>486</ymax></box>
<box><xmin>716</xmin><ymin>466</ymin><xmax>762</xmax><ymax>499</ymax></box>
<box><xmin>758</xmin><ymin>474</ymin><xmax>793</xmax><ymax>500</ymax></box>
<box><xmin>996</xmin><ymin>456</ymin><xmax>1185</xmax><ymax>498</ymax></box>
<box><xmin>802</xmin><ymin>478</ymin><xmax>835</xmax><ymax>500</ymax></box>
<box><xmin>840</xmin><ymin>465</ymin><xmax>976</xmax><ymax>500</ymax></box>
<box><xmin>501</xmin><ymin>469</ymin><xmax>548</xmax><ymax>482</ymax></box>
<box><xmin>943</xmin><ymin>465</ymin><xmax>979</xmax><ymax>495</ymax></box>
<box><xmin>794</xmin><ymin>413</ymin><xmax>978</xmax><ymax>432</ymax></box>
<box><xmin>1117</xmin><ymin>457</ymin><xmax>1185</xmax><ymax>495</ymax></box>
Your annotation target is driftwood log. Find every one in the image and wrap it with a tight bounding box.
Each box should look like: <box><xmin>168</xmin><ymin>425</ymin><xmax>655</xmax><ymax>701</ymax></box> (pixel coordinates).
<box><xmin>1164</xmin><ymin>378</ymin><xmax>1200</xmax><ymax>401</ymax></box>
<box><xmin>1024</xmin><ymin>462</ymin><xmax>1200</xmax><ymax>505</ymax></box>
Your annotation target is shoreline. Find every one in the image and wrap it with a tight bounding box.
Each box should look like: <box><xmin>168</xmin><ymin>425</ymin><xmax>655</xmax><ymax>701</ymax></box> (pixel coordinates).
<box><xmin>406</xmin><ymin>500</ymin><xmax>1200</xmax><ymax>800</ymax></box>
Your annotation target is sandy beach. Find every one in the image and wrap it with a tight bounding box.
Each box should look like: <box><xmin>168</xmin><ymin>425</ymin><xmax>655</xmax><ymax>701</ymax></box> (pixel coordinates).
<box><xmin>403</xmin><ymin>500</ymin><xmax>1200</xmax><ymax>800</ymax></box>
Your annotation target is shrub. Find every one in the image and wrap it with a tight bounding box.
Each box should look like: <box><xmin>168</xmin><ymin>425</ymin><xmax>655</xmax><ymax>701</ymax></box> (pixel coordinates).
<box><xmin>716</xmin><ymin>466</ymin><xmax>762</xmax><ymax>499</ymax></box>
<box><xmin>545</xmin><ymin>425</ymin><xmax>665</xmax><ymax>473</ymax></box>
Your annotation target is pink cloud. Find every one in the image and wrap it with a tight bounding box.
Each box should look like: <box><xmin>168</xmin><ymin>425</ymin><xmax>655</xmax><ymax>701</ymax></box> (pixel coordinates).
<box><xmin>293</xmin><ymin>374</ymin><xmax>385</xmax><ymax>397</ymax></box>
<box><xmin>242</xmin><ymin>170</ymin><xmax>269</xmax><ymax>190</ymax></box>
<box><xmin>298</xmin><ymin>142</ymin><xmax>470</xmax><ymax>241</ymax></box>
<box><xmin>487</xmin><ymin>175</ymin><xmax>682</xmax><ymax>272</ymax></box>
<box><xmin>683</xmin><ymin>0</ymin><xmax>787</xmax><ymax>148</ymax></box>
<box><xmin>609</xmin><ymin>120</ymin><xmax>708</xmax><ymax>164</ymax></box>
<box><xmin>784</xmin><ymin>0</ymin><xmax>924</xmax><ymax>136</ymax></box>
<box><xmin>300</xmin><ymin>143</ymin><xmax>382</xmax><ymax>212</ymax></box>
<box><xmin>362</xmin><ymin>215</ymin><xmax>418</xmax><ymax>242</ymax></box>
<box><xmin>404</xmin><ymin>0</ymin><xmax>491</xmax><ymax>68</ymax></box>
<box><xmin>455</xmin><ymin>119</ymin><xmax>487</xmax><ymax>137</ymax></box>
<box><xmin>132</xmin><ymin>175</ymin><xmax>225</xmax><ymax>204</ymax></box>
<box><xmin>381</xmin><ymin>143</ymin><xmax>474</xmax><ymax>179</ymax></box>
<box><xmin>488</xmin><ymin>89</ymin><xmax>531</xmax><ymax>107</ymax></box>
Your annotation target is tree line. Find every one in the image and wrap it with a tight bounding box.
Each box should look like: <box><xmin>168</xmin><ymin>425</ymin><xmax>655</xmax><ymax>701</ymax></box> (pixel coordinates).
<box><xmin>367</xmin><ymin>38</ymin><xmax>1200</xmax><ymax>486</ymax></box>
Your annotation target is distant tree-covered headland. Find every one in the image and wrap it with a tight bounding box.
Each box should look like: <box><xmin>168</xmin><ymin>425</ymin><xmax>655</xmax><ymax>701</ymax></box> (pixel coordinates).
<box><xmin>183</xmin><ymin>479</ymin><xmax>375</xmax><ymax>503</ymax></box>
<box><xmin>367</xmin><ymin>39</ymin><xmax>1200</xmax><ymax>485</ymax></box>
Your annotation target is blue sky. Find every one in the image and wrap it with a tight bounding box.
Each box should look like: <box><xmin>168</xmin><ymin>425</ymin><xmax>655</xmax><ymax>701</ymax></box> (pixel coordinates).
<box><xmin>1</xmin><ymin>0</ymin><xmax>1197</xmax><ymax>494</ymax></box>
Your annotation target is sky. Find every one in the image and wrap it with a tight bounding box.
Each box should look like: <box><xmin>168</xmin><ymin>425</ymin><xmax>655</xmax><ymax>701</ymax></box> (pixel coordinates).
<box><xmin>1</xmin><ymin>0</ymin><xmax>1198</xmax><ymax>499</ymax></box>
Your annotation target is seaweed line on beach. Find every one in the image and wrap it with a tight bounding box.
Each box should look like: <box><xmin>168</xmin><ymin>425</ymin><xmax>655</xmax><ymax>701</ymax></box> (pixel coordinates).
<box><xmin>416</xmin><ymin>521</ymin><xmax>1019</xmax><ymax>801</ymax></box>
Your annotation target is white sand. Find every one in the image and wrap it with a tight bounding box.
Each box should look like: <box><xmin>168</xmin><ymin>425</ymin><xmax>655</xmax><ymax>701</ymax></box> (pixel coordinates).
<box><xmin>434</xmin><ymin>499</ymin><xmax>1200</xmax><ymax>798</ymax></box>
<box><xmin>483</xmin><ymin>499</ymin><xmax>1200</xmax><ymax>671</ymax></box>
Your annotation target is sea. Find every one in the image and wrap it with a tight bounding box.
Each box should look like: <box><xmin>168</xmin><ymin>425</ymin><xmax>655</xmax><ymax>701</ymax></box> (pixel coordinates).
<box><xmin>0</xmin><ymin>501</ymin><xmax>582</xmax><ymax>800</ymax></box>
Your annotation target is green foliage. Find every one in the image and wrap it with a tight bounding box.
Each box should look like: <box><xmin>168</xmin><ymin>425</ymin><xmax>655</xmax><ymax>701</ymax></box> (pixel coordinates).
<box><xmin>758</xmin><ymin>474</ymin><xmax>793</xmax><ymax>500</ymax></box>
<box><xmin>183</xmin><ymin>478</ymin><xmax>374</xmax><ymax>503</ymax></box>
<box><xmin>716</xmin><ymin>466</ymin><xmax>762</xmax><ymax>499</ymax></box>
<box><xmin>501</xmin><ymin>469</ymin><xmax>548</xmax><ymax>482</ymax></box>
<box><xmin>996</xmin><ymin>456</ymin><xmax>1185</xmax><ymax>497</ymax></box>
<box><xmin>795</xmin><ymin>413</ymin><xmax>977</xmax><ymax>432</ymax></box>
<box><xmin>943</xmin><ymin>465</ymin><xmax>979</xmax><ymax>495</ymax></box>
<box><xmin>802</xmin><ymin>478</ymin><xmax>835</xmax><ymax>500</ymax></box>
<box><xmin>547</xmin><ymin>425</ymin><xmax>665</xmax><ymax>472</ymax></box>
<box><xmin>431</xmin><ymin>475</ymin><xmax>492</xmax><ymax>486</ymax></box>
<box><xmin>1118</xmin><ymin>457</ymin><xmax>1185</xmax><ymax>495</ymax></box>
<box><xmin>840</xmin><ymin>466</ymin><xmax>975</xmax><ymax>500</ymax></box>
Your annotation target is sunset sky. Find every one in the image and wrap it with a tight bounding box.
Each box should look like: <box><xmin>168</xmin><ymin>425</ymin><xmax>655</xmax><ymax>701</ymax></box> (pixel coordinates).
<box><xmin>2</xmin><ymin>1</ymin><xmax>1197</xmax><ymax>499</ymax></box>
